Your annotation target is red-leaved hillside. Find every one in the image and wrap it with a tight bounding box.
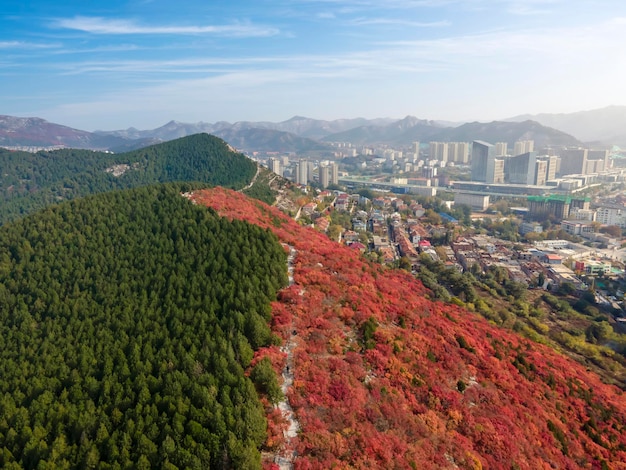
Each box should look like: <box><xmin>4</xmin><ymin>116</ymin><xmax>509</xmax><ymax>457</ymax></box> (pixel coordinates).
<box><xmin>192</xmin><ymin>187</ymin><xmax>626</xmax><ymax>470</ymax></box>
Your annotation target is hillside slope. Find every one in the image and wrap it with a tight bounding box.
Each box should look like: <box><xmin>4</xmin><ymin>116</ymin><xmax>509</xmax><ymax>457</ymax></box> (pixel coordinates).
<box><xmin>194</xmin><ymin>188</ymin><xmax>626</xmax><ymax>470</ymax></box>
<box><xmin>0</xmin><ymin>133</ymin><xmax>256</xmax><ymax>225</ymax></box>
<box><xmin>0</xmin><ymin>184</ymin><xmax>288</xmax><ymax>469</ymax></box>
<box><xmin>212</xmin><ymin>127</ymin><xmax>329</xmax><ymax>153</ymax></box>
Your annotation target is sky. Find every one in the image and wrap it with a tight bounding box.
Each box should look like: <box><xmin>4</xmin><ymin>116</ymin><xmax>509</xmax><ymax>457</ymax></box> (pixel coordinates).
<box><xmin>3</xmin><ymin>0</ymin><xmax>626</xmax><ymax>131</ymax></box>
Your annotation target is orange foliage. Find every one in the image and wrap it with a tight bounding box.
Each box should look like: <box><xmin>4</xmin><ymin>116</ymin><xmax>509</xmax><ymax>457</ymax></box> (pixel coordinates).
<box><xmin>193</xmin><ymin>187</ymin><xmax>626</xmax><ymax>470</ymax></box>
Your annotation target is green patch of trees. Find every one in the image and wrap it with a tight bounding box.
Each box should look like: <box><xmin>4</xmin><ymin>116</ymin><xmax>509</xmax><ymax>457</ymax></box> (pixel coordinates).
<box><xmin>242</xmin><ymin>166</ymin><xmax>277</xmax><ymax>205</ymax></box>
<box><xmin>0</xmin><ymin>134</ymin><xmax>258</xmax><ymax>225</ymax></box>
<box><xmin>0</xmin><ymin>184</ymin><xmax>287</xmax><ymax>468</ymax></box>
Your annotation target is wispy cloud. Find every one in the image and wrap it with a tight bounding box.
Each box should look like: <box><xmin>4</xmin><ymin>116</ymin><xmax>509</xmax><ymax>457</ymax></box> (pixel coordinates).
<box><xmin>349</xmin><ymin>17</ymin><xmax>450</xmax><ymax>27</ymax></box>
<box><xmin>311</xmin><ymin>0</ymin><xmax>561</xmax><ymax>13</ymax></box>
<box><xmin>52</xmin><ymin>16</ymin><xmax>279</xmax><ymax>37</ymax></box>
<box><xmin>46</xmin><ymin>17</ymin><xmax>625</xmax><ymax>80</ymax></box>
<box><xmin>53</xmin><ymin>56</ymin><xmax>290</xmax><ymax>76</ymax></box>
<box><xmin>50</xmin><ymin>44</ymin><xmax>143</xmax><ymax>55</ymax></box>
<box><xmin>506</xmin><ymin>0</ymin><xmax>560</xmax><ymax>15</ymax></box>
<box><xmin>0</xmin><ymin>41</ymin><xmax>60</xmax><ymax>49</ymax></box>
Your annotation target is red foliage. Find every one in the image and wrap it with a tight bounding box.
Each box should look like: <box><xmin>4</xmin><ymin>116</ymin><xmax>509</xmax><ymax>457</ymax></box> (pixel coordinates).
<box><xmin>192</xmin><ymin>188</ymin><xmax>626</xmax><ymax>470</ymax></box>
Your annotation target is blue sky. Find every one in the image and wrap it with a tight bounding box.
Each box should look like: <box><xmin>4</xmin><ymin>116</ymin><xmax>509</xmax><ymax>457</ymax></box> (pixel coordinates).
<box><xmin>3</xmin><ymin>0</ymin><xmax>626</xmax><ymax>130</ymax></box>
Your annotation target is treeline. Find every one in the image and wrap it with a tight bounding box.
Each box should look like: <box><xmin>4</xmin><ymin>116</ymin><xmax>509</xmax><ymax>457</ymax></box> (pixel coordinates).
<box><xmin>0</xmin><ymin>134</ymin><xmax>257</xmax><ymax>225</ymax></box>
<box><xmin>0</xmin><ymin>184</ymin><xmax>287</xmax><ymax>469</ymax></box>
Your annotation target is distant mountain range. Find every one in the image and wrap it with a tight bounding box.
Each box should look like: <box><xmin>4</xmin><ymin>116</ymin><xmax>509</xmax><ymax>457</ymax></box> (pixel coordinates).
<box><xmin>9</xmin><ymin>107</ymin><xmax>626</xmax><ymax>152</ymax></box>
<box><xmin>506</xmin><ymin>105</ymin><xmax>626</xmax><ymax>146</ymax></box>
<box><xmin>321</xmin><ymin>116</ymin><xmax>581</xmax><ymax>148</ymax></box>
<box><xmin>321</xmin><ymin>116</ymin><xmax>447</xmax><ymax>145</ymax></box>
<box><xmin>0</xmin><ymin>115</ymin><xmax>130</xmax><ymax>150</ymax></box>
<box><xmin>433</xmin><ymin>120</ymin><xmax>580</xmax><ymax>149</ymax></box>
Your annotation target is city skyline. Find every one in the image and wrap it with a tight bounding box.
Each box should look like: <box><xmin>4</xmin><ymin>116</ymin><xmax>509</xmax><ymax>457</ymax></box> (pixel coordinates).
<box><xmin>3</xmin><ymin>0</ymin><xmax>626</xmax><ymax>131</ymax></box>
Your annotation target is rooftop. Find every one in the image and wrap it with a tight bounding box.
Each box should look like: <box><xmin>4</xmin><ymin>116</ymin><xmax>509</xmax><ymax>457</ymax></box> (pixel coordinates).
<box><xmin>527</xmin><ymin>194</ymin><xmax>591</xmax><ymax>203</ymax></box>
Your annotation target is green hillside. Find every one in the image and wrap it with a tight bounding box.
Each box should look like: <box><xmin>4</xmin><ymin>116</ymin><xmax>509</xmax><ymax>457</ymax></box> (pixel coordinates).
<box><xmin>0</xmin><ymin>184</ymin><xmax>287</xmax><ymax>469</ymax></box>
<box><xmin>0</xmin><ymin>133</ymin><xmax>257</xmax><ymax>225</ymax></box>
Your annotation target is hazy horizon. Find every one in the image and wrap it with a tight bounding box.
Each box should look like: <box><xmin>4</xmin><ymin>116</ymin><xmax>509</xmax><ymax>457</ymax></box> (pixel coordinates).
<box><xmin>3</xmin><ymin>0</ymin><xmax>626</xmax><ymax>131</ymax></box>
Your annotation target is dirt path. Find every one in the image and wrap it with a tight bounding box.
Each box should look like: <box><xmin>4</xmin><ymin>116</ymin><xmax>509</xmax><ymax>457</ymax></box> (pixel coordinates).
<box><xmin>240</xmin><ymin>163</ymin><xmax>261</xmax><ymax>191</ymax></box>
<box><xmin>274</xmin><ymin>245</ymin><xmax>300</xmax><ymax>470</ymax></box>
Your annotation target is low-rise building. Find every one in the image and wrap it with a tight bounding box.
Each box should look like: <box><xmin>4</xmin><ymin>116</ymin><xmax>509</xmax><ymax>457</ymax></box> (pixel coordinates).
<box><xmin>575</xmin><ymin>259</ymin><xmax>612</xmax><ymax>275</ymax></box>
<box><xmin>454</xmin><ymin>192</ymin><xmax>490</xmax><ymax>211</ymax></box>
<box><xmin>596</xmin><ymin>205</ymin><xmax>626</xmax><ymax>228</ymax></box>
<box><xmin>520</xmin><ymin>222</ymin><xmax>543</xmax><ymax>236</ymax></box>
<box><xmin>534</xmin><ymin>239</ymin><xmax>570</xmax><ymax>250</ymax></box>
<box><xmin>561</xmin><ymin>220</ymin><xmax>595</xmax><ymax>237</ymax></box>
<box><xmin>544</xmin><ymin>254</ymin><xmax>563</xmax><ymax>265</ymax></box>
<box><xmin>547</xmin><ymin>264</ymin><xmax>584</xmax><ymax>290</ymax></box>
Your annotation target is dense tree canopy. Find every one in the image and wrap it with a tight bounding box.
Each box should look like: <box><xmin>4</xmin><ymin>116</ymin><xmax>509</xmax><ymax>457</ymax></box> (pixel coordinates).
<box><xmin>0</xmin><ymin>184</ymin><xmax>287</xmax><ymax>469</ymax></box>
<box><xmin>0</xmin><ymin>133</ymin><xmax>257</xmax><ymax>225</ymax></box>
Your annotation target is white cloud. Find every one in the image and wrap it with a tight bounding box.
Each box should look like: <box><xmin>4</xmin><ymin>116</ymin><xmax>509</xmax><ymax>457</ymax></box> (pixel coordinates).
<box><xmin>23</xmin><ymin>5</ymin><xmax>626</xmax><ymax>128</ymax></box>
<box><xmin>349</xmin><ymin>17</ymin><xmax>450</xmax><ymax>27</ymax></box>
<box><xmin>44</xmin><ymin>16</ymin><xmax>626</xmax><ymax>81</ymax></box>
<box><xmin>0</xmin><ymin>41</ymin><xmax>60</xmax><ymax>49</ymax></box>
<box><xmin>52</xmin><ymin>16</ymin><xmax>279</xmax><ymax>37</ymax></box>
<box><xmin>608</xmin><ymin>17</ymin><xmax>626</xmax><ymax>25</ymax></box>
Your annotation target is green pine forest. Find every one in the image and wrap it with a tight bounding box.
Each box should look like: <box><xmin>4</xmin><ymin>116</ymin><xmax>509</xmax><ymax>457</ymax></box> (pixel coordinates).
<box><xmin>0</xmin><ymin>134</ymin><xmax>257</xmax><ymax>225</ymax></box>
<box><xmin>0</xmin><ymin>184</ymin><xmax>288</xmax><ymax>469</ymax></box>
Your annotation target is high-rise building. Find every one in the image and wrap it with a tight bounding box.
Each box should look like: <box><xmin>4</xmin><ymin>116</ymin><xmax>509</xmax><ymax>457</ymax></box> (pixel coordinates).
<box><xmin>506</xmin><ymin>151</ymin><xmax>537</xmax><ymax>185</ymax></box>
<box><xmin>422</xmin><ymin>166</ymin><xmax>437</xmax><ymax>178</ymax></box>
<box><xmin>268</xmin><ymin>157</ymin><xmax>282</xmax><ymax>177</ymax></box>
<box><xmin>585</xmin><ymin>159</ymin><xmax>600</xmax><ymax>174</ymax></box>
<box><xmin>472</xmin><ymin>141</ymin><xmax>504</xmax><ymax>183</ymax></box>
<box><xmin>534</xmin><ymin>159</ymin><xmax>548</xmax><ymax>186</ymax></box>
<box><xmin>446</xmin><ymin>142</ymin><xmax>470</xmax><ymax>163</ymax></box>
<box><xmin>317</xmin><ymin>162</ymin><xmax>338</xmax><ymax>188</ymax></box>
<box><xmin>527</xmin><ymin>195</ymin><xmax>590</xmax><ymax>221</ymax></box>
<box><xmin>514</xmin><ymin>140</ymin><xmax>534</xmax><ymax>156</ymax></box>
<box><xmin>536</xmin><ymin>155</ymin><xmax>559</xmax><ymax>181</ymax></box>
<box><xmin>456</xmin><ymin>142</ymin><xmax>470</xmax><ymax>163</ymax></box>
<box><xmin>296</xmin><ymin>159</ymin><xmax>308</xmax><ymax>185</ymax></box>
<box><xmin>429</xmin><ymin>142</ymin><xmax>449</xmax><ymax>161</ymax></box>
<box><xmin>330</xmin><ymin>162</ymin><xmax>339</xmax><ymax>186</ymax></box>
<box><xmin>495</xmin><ymin>142</ymin><xmax>508</xmax><ymax>157</ymax></box>
<box><xmin>307</xmin><ymin>161</ymin><xmax>315</xmax><ymax>182</ymax></box>
<box><xmin>412</xmin><ymin>141</ymin><xmax>420</xmax><ymax>159</ymax></box>
<box><xmin>586</xmin><ymin>149</ymin><xmax>610</xmax><ymax>173</ymax></box>
<box><xmin>558</xmin><ymin>148</ymin><xmax>588</xmax><ymax>176</ymax></box>
<box><xmin>319</xmin><ymin>165</ymin><xmax>330</xmax><ymax>188</ymax></box>
<box><xmin>492</xmin><ymin>157</ymin><xmax>505</xmax><ymax>184</ymax></box>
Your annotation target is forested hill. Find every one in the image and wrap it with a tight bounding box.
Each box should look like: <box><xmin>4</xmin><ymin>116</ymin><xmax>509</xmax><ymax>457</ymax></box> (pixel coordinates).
<box><xmin>0</xmin><ymin>184</ymin><xmax>287</xmax><ymax>469</ymax></box>
<box><xmin>3</xmin><ymin>181</ymin><xmax>626</xmax><ymax>468</ymax></box>
<box><xmin>0</xmin><ymin>133</ymin><xmax>256</xmax><ymax>225</ymax></box>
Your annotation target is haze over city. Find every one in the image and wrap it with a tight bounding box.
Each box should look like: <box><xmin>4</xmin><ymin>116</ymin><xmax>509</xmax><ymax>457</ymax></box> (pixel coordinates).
<box><xmin>3</xmin><ymin>0</ymin><xmax>626</xmax><ymax>130</ymax></box>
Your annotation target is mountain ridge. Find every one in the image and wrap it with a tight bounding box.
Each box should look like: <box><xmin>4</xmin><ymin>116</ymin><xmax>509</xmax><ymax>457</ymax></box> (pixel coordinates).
<box><xmin>430</xmin><ymin>119</ymin><xmax>581</xmax><ymax>148</ymax></box>
<box><xmin>0</xmin><ymin>115</ymin><xmax>129</xmax><ymax>150</ymax></box>
<box><xmin>506</xmin><ymin>105</ymin><xmax>626</xmax><ymax>145</ymax></box>
<box><xmin>1</xmin><ymin>113</ymin><xmax>588</xmax><ymax>151</ymax></box>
